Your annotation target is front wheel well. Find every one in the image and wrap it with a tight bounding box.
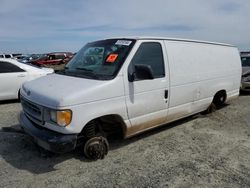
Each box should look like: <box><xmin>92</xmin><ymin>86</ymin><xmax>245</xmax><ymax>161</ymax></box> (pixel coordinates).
<box><xmin>80</xmin><ymin>115</ymin><xmax>126</xmax><ymax>140</ymax></box>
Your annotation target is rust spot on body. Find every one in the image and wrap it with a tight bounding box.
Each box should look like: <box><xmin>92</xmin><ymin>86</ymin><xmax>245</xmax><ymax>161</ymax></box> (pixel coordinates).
<box><xmin>125</xmin><ymin>116</ymin><xmax>167</xmax><ymax>138</ymax></box>
<box><xmin>124</xmin><ymin>109</ymin><xmax>193</xmax><ymax>138</ymax></box>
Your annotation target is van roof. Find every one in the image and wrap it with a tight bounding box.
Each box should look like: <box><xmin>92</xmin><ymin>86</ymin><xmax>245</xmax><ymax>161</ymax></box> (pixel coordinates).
<box><xmin>105</xmin><ymin>36</ymin><xmax>234</xmax><ymax>47</ymax></box>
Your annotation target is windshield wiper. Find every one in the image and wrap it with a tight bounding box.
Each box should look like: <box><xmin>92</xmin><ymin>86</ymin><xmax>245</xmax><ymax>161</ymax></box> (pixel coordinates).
<box><xmin>75</xmin><ymin>67</ymin><xmax>93</xmax><ymax>72</ymax></box>
<box><xmin>72</xmin><ymin>68</ymin><xmax>100</xmax><ymax>79</ymax></box>
<box><xmin>57</xmin><ymin>67</ymin><xmax>101</xmax><ymax>79</ymax></box>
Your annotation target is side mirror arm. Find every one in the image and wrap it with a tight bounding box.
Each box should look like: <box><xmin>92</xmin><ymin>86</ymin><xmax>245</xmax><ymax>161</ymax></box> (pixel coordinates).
<box><xmin>128</xmin><ymin>72</ymin><xmax>135</xmax><ymax>82</ymax></box>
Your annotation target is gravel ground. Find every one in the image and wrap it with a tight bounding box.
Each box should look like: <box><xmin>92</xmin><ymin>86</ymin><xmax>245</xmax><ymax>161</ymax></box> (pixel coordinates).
<box><xmin>0</xmin><ymin>94</ymin><xmax>250</xmax><ymax>188</ymax></box>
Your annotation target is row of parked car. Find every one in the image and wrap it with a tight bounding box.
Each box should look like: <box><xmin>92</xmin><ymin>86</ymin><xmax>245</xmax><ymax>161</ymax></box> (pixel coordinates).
<box><xmin>0</xmin><ymin>50</ymin><xmax>249</xmax><ymax>102</ymax></box>
<box><xmin>1</xmin><ymin>52</ymin><xmax>74</xmax><ymax>66</ymax></box>
<box><xmin>0</xmin><ymin>53</ymin><xmax>21</xmax><ymax>59</ymax></box>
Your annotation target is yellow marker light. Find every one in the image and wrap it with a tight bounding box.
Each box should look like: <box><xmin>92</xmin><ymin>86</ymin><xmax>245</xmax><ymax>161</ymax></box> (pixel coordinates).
<box><xmin>56</xmin><ymin>110</ymin><xmax>72</xmax><ymax>126</ymax></box>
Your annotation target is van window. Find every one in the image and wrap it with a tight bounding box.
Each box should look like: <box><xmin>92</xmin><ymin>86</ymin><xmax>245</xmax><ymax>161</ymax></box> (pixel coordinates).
<box><xmin>130</xmin><ymin>42</ymin><xmax>165</xmax><ymax>79</ymax></box>
<box><xmin>0</xmin><ymin>61</ymin><xmax>25</xmax><ymax>73</ymax></box>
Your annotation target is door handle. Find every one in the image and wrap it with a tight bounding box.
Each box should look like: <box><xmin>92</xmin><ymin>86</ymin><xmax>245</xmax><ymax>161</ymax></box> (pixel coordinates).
<box><xmin>164</xmin><ymin>90</ymin><xmax>168</xmax><ymax>99</ymax></box>
<box><xmin>17</xmin><ymin>74</ymin><xmax>25</xmax><ymax>77</ymax></box>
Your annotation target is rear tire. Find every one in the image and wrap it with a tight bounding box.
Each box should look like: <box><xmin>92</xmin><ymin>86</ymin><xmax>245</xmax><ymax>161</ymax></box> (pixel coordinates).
<box><xmin>18</xmin><ymin>89</ymin><xmax>21</xmax><ymax>101</ymax></box>
<box><xmin>201</xmin><ymin>91</ymin><xmax>226</xmax><ymax>115</ymax></box>
<box><xmin>213</xmin><ymin>93</ymin><xmax>226</xmax><ymax>107</ymax></box>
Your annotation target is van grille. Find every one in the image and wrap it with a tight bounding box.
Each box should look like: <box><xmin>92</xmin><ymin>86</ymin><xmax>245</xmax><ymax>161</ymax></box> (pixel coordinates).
<box><xmin>21</xmin><ymin>97</ymin><xmax>44</xmax><ymax>125</ymax></box>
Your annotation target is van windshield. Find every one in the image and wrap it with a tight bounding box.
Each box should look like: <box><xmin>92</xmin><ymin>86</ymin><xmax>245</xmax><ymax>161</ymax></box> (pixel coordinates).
<box><xmin>241</xmin><ymin>57</ymin><xmax>250</xmax><ymax>67</ymax></box>
<box><xmin>60</xmin><ymin>39</ymin><xmax>136</xmax><ymax>80</ymax></box>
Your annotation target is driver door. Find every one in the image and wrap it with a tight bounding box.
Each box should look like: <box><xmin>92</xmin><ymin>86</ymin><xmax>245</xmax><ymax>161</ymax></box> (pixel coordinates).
<box><xmin>123</xmin><ymin>40</ymin><xmax>169</xmax><ymax>137</ymax></box>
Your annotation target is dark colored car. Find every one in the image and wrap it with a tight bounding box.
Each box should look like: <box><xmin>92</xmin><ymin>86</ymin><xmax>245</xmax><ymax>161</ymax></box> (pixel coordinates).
<box><xmin>30</xmin><ymin>52</ymin><xmax>73</xmax><ymax>66</ymax></box>
<box><xmin>240</xmin><ymin>52</ymin><xmax>250</xmax><ymax>91</ymax></box>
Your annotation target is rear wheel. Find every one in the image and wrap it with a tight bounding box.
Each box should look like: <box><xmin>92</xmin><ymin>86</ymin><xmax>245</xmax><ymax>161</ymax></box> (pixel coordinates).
<box><xmin>18</xmin><ymin>89</ymin><xmax>21</xmax><ymax>101</ymax></box>
<box><xmin>213</xmin><ymin>92</ymin><xmax>226</xmax><ymax>107</ymax></box>
<box><xmin>201</xmin><ymin>91</ymin><xmax>226</xmax><ymax>115</ymax></box>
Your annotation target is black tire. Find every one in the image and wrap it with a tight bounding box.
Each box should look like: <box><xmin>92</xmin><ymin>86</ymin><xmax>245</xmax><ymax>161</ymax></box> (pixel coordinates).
<box><xmin>18</xmin><ymin>90</ymin><xmax>21</xmax><ymax>101</ymax></box>
<box><xmin>213</xmin><ymin>93</ymin><xmax>226</xmax><ymax>107</ymax></box>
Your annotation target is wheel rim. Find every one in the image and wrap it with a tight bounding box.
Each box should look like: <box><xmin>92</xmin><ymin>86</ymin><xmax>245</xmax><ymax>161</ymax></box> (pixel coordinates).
<box><xmin>84</xmin><ymin>136</ymin><xmax>109</xmax><ymax>160</ymax></box>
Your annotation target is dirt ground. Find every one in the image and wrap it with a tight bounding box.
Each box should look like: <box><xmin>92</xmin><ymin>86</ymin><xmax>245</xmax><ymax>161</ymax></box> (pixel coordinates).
<box><xmin>0</xmin><ymin>93</ymin><xmax>250</xmax><ymax>188</ymax></box>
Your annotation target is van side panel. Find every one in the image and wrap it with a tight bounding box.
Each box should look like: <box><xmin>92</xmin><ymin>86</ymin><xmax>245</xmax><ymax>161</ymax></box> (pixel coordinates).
<box><xmin>165</xmin><ymin>40</ymin><xmax>241</xmax><ymax>121</ymax></box>
<box><xmin>122</xmin><ymin>40</ymin><xmax>170</xmax><ymax>137</ymax></box>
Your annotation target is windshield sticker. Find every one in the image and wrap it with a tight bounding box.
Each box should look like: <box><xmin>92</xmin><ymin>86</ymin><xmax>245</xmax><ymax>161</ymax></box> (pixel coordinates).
<box><xmin>115</xmin><ymin>40</ymin><xmax>132</xmax><ymax>46</ymax></box>
<box><xmin>106</xmin><ymin>54</ymin><xmax>118</xmax><ymax>63</ymax></box>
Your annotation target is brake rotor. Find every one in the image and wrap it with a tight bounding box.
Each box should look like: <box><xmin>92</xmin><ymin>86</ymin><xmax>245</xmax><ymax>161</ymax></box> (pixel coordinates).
<box><xmin>84</xmin><ymin>136</ymin><xmax>109</xmax><ymax>160</ymax></box>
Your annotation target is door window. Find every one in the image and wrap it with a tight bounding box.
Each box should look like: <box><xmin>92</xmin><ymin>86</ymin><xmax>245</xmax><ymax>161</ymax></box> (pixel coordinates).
<box><xmin>129</xmin><ymin>42</ymin><xmax>165</xmax><ymax>79</ymax></box>
<box><xmin>0</xmin><ymin>61</ymin><xmax>25</xmax><ymax>73</ymax></box>
<box><xmin>5</xmin><ymin>54</ymin><xmax>11</xmax><ymax>58</ymax></box>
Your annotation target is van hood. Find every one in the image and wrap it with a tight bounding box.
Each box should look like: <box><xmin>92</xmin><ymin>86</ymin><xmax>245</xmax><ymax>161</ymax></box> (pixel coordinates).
<box><xmin>21</xmin><ymin>73</ymin><xmax>124</xmax><ymax>108</ymax></box>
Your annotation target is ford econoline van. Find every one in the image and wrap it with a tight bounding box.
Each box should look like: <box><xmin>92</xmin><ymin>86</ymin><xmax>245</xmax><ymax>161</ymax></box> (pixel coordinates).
<box><xmin>19</xmin><ymin>37</ymin><xmax>241</xmax><ymax>160</ymax></box>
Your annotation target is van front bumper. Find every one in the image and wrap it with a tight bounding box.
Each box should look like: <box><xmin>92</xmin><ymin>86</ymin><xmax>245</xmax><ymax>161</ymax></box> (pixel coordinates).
<box><xmin>19</xmin><ymin>112</ymin><xmax>78</xmax><ymax>153</ymax></box>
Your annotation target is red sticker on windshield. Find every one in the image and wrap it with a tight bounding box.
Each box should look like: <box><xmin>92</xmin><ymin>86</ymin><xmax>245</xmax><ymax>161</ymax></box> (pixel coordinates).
<box><xmin>106</xmin><ymin>54</ymin><xmax>118</xmax><ymax>63</ymax></box>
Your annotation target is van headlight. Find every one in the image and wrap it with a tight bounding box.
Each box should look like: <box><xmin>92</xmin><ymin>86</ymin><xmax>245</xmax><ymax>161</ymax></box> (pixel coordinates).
<box><xmin>49</xmin><ymin>110</ymin><xmax>72</xmax><ymax>126</ymax></box>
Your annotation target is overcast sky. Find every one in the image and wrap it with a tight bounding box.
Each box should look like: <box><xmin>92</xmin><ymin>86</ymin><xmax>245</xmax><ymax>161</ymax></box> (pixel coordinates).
<box><xmin>0</xmin><ymin>0</ymin><xmax>249</xmax><ymax>53</ymax></box>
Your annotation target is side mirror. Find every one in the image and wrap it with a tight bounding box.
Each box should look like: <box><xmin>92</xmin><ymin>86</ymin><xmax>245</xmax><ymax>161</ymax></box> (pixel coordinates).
<box><xmin>128</xmin><ymin>64</ymin><xmax>154</xmax><ymax>82</ymax></box>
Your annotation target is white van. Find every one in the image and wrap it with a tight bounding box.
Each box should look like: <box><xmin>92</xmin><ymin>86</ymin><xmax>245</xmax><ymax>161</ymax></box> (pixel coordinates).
<box><xmin>19</xmin><ymin>37</ymin><xmax>241</xmax><ymax>160</ymax></box>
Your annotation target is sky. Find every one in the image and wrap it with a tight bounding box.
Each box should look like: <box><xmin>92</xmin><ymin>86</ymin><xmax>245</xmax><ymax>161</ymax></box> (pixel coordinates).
<box><xmin>0</xmin><ymin>0</ymin><xmax>249</xmax><ymax>54</ymax></box>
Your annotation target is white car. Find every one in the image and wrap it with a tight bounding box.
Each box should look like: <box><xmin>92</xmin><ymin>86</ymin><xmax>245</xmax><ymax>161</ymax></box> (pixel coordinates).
<box><xmin>0</xmin><ymin>58</ymin><xmax>54</xmax><ymax>101</ymax></box>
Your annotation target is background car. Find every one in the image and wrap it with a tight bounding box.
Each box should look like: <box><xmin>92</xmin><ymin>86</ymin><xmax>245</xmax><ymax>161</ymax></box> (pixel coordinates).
<box><xmin>15</xmin><ymin>54</ymin><xmax>32</xmax><ymax>63</ymax></box>
<box><xmin>0</xmin><ymin>58</ymin><xmax>54</xmax><ymax>101</ymax></box>
<box><xmin>240</xmin><ymin>52</ymin><xmax>250</xmax><ymax>91</ymax></box>
<box><xmin>16</xmin><ymin>54</ymin><xmax>44</xmax><ymax>64</ymax></box>
<box><xmin>0</xmin><ymin>54</ymin><xmax>14</xmax><ymax>58</ymax></box>
<box><xmin>30</xmin><ymin>52</ymin><xmax>73</xmax><ymax>66</ymax></box>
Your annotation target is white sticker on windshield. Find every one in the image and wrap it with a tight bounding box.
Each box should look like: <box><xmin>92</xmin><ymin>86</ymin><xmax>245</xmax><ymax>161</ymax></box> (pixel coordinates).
<box><xmin>115</xmin><ymin>40</ymin><xmax>132</xmax><ymax>46</ymax></box>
